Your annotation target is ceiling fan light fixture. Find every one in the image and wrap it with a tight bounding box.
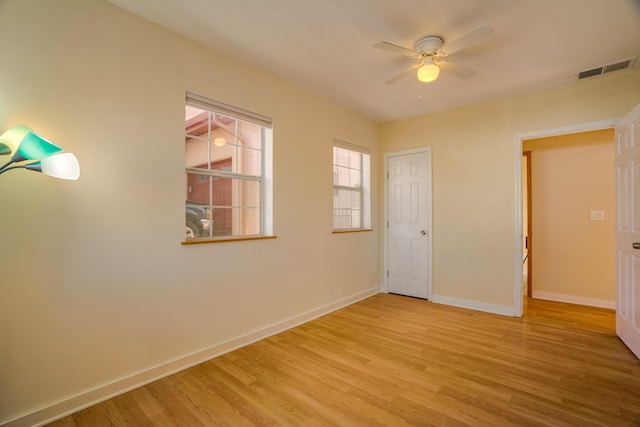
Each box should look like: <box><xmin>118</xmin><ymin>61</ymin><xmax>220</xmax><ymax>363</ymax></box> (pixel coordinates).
<box><xmin>376</xmin><ymin>27</ymin><xmax>493</xmax><ymax>85</ymax></box>
<box><xmin>417</xmin><ymin>62</ymin><xmax>440</xmax><ymax>83</ymax></box>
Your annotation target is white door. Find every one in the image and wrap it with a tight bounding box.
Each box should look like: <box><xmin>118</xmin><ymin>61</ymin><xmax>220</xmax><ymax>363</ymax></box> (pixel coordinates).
<box><xmin>616</xmin><ymin>104</ymin><xmax>640</xmax><ymax>360</ymax></box>
<box><xmin>386</xmin><ymin>149</ymin><xmax>432</xmax><ymax>299</ymax></box>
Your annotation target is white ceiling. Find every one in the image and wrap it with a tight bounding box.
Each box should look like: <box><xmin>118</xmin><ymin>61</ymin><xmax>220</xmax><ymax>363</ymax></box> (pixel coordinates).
<box><xmin>108</xmin><ymin>0</ymin><xmax>640</xmax><ymax>123</ymax></box>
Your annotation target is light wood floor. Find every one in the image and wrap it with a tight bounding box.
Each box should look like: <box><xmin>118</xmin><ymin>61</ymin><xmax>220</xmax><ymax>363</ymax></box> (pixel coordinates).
<box><xmin>49</xmin><ymin>294</ymin><xmax>640</xmax><ymax>426</ymax></box>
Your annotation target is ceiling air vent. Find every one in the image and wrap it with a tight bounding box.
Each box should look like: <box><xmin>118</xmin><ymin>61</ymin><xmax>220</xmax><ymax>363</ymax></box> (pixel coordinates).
<box><xmin>578</xmin><ymin>57</ymin><xmax>638</xmax><ymax>80</ymax></box>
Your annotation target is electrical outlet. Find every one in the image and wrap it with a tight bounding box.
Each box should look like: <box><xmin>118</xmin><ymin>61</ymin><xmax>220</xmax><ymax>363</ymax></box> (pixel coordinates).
<box><xmin>590</xmin><ymin>210</ymin><xmax>605</xmax><ymax>221</ymax></box>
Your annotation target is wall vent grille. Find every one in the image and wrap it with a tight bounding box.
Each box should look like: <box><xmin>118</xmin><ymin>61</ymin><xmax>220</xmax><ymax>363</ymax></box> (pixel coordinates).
<box><xmin>578</xmin><ymin>57</ymin><xmax>637</xmax><ymax>80</ymax></box>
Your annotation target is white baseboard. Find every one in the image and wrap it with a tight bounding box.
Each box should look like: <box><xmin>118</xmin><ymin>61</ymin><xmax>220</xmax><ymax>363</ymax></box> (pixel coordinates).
<box><xmin>430</xmin><ymin>294</ymin><xmax>517</xmax><ymax>317</ymax></box>
<box><xmin>531</xmin><ymin>291</ymin><xmax>615</xmax><ymax>309</ymax></box>
<box><xmin>4</xmin><ymin>287</ymin><xmax>381</xmax><ymax>427</ymax></box>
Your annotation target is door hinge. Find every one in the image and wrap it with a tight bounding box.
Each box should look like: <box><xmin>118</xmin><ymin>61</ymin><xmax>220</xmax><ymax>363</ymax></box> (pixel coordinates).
<box><xmin>386</xmin><ymin>270</ymin><xmax>389</xmax><ymax>278</ymax></box>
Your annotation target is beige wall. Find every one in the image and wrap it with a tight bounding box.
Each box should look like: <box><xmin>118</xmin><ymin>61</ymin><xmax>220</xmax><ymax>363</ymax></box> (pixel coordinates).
<box><xmin>0</xmin><ymin>0</ymin><xmax>379</xmax><ymax>424</ymax></box>
<box><xmin>380</xmin><ymin>68</ymin><xmax>640</xmax><ymax>310</ymax></box>
<box><xmin>524</xmin><ymin>130</ymin><xmax>615</xmax><ymax>306</ymax></box>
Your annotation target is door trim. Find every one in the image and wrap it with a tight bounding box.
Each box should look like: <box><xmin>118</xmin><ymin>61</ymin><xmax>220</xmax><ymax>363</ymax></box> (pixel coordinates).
<box><xmin>513</xmin><ymin>119</ymin><xmax>617</xmax><ymax>317</ymax></box>
<box><xmin>523</xmin><ymin>150</ymin><xmax>532</xmax><ymax>297</ymax></box>
<box><xmin>383</xmin><ymin>147</ymin><xmax>433</xmax><ymax>299</ymax></box>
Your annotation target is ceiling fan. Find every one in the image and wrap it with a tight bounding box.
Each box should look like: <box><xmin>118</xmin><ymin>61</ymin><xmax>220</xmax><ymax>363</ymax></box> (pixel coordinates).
<box><xmin>374</xmin><ymin>26</ymin><xmax>494</xmax><ymax>84</ymax></box>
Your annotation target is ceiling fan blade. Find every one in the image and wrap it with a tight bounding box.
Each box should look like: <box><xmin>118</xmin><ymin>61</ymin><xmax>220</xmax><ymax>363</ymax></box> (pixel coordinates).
<box><xmin>439</xmin><ymin>61</ymin><xmax>477</xmax><ymax>80</ymax></box>
<box><xmin>373</xmin><ymin>41</ymin><xmax>417</xmax><ymax>58</ymax></box>
<box><xmin>385</xmin><ymin>63</ymin><xmax>420</xmax><ymax>84</ymax></box>
<box><xmin>441</xmin><ymin>26</ymin><xmax>494</xmax><ymax>55</ymax></box>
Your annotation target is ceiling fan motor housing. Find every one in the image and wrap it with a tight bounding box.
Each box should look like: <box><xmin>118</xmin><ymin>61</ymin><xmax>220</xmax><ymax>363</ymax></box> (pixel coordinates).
<box><xmin>415</xmin><ymin>36</ymin><xmax>444</xmax><ymax>55</ymax></box>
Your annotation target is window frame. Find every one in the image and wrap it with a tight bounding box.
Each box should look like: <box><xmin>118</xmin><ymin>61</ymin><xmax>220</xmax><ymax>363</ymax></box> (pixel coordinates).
<box><xmin>184</xmin><ymin>92</ymin><xmax>273</xmax><ymax>243</ymax></box>
<box><xmin>332</xmin><ymin>139</ymin><xmax>371</xmax><ymax>232</ymax></box>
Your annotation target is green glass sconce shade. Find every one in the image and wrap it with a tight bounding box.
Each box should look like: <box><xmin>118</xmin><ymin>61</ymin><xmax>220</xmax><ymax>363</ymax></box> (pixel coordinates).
<box><xmin>0</xmin><ymin>142</ymin><xmax>10</xmax><ymax>155</ymax></box>
<box><xmin>0</xmin><ymin>125</ymin><xmax>63</xmax><ymax>162</ymax></box>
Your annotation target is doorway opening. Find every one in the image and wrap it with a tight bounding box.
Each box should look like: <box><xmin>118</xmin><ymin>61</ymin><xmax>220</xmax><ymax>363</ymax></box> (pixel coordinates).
<box><xmin>513</xmin><ymin>119</ymin><xmax>617</xmax><ymax>316</ymax></box>
<box><xmin>522</xmin><ymin>130</ymin><xmax>615</xmax><ymax>309</ymax></box>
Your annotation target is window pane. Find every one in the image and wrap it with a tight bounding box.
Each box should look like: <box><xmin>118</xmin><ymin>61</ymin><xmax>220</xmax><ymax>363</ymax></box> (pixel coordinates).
<box><xmin>333</xmin><ymin>188</ymin><xmax>362</xmax><ymax>230</ymax></box>
<box><xmin>186</xmin><ymin>173</ymin><xmax>212</xmax><ymax>239</ymax></box>
<box><xmin>336</xmin><ymin>147</ymin><xmax>349</xmax><ymax>167</ymax></box>
<box><xmin>237</xmin><ymin>146</ymin><xmax>261</xmax><ymax>176</ymax></box>
<box><xmin>213</xmin><ymin>113</ymin><xmax>235</xmax><ymax>136</ymax></box>
<box><xmin>210</xmin><ymin>137</ymin><xmax>235</xmax><ymax>169</ymax></box>
<box><xmin>350</xmin><ymin>190</ymin><xmax>361</xmax><ymax>209</ymax></box>
<box><xmin>186</xmin><ymin>173</ymin><xmax>210</xmax><ymax>205</ymax></box>
<box><xmin>350</xmin><ymin>209</ymin><xmax>361</xmax><ymax>229</ymax></box>
<box><xmin>349</xmin><ymin>167</ymin><xmax>361</xmax><ymax>188</ymax></box>
<box><xmin>238</xmin><ymin>207</ymin><xmax>261</xmax><ymax>235</ymax></box>
<box><xmin>185</xmin><ymin>136</ymin><xmax>209</xmax><ymax>169</ymax></box>
<box><xmin>336</xmin><ymin>165</ymin><xmax>350</xmax><ymax>187</ymax></box>
<box><xmin>212</xmin><ymin>176</ymin><xmax>231</xmax><ymax>207</ymax></box>
<box><xmin>210</xmin><ymin>157</ymin><xmax>232</xmax><ymax>172</ymax></box>
<box><xmin>211</xmin><ymin>207</ymin><xmax>232</xmax><ymax>236</ymax></box>
<box><xmin>237</xmin><ymin>178</ymin><xmax>261</xmax><ymax>208</ymax></box>
<box><xmin>186</xmin><ymin>200</ymin><xmax>211</xmax><ymax>239</ymax></box>
<box><xmin>237</xmin><ymin>120</ymin><xmax>263</xmax><ymax>150</ymax></box>
<box><xmin>208</xmin><ymin>113</ymin><xmax>236</xmax><ymax>171</ymax></box>
<box><xmin>335</xmin><ymin>188</ymin><xmax>350</xmax><ymax>209</ymax></box>
<box><xmin>185</xmin><ymin>106</ymin><xmax>208</xmax><ymax>139</ymax></box>
<box><xmin>349</xmin><ymin>150</ymin><xmax>361</xmax><ymax>170</ymax></box>
<box><xmin>211</xmin><ymin>176</ymin><xmax>231</xmax><ymax>236</ymax></box>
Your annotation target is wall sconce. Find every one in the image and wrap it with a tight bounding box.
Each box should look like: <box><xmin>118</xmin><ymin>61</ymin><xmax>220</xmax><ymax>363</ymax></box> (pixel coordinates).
<box><xmin>0</xmin><ymin>125</ymin><xmax>80</xmax><ymax>180</ymax></box>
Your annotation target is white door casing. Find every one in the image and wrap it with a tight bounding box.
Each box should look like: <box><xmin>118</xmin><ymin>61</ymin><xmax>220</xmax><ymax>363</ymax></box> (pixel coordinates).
<box><xmin>616</xmin><ymin>104</ymin><xmax>640</xmax><ymax>360</ymax></box>
<box><xmin>385</xmin><ymin>148</ymin><xmax>432</xmax><ymax>299</ymax></box>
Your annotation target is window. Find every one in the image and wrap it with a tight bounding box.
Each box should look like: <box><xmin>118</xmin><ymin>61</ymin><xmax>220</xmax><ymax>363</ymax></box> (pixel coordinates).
<box><xmin>185</xmin><ymin>93</ymin><xmax>272</xmax><ymax>240</ymax></box>
<box><xmin>333</xmin><ymin>140</ymin><xmax>371</xmax><ymax>231</ymax></box>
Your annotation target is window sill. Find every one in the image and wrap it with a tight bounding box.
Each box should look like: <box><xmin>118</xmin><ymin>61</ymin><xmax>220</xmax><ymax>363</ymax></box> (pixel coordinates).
<box><xmin>332</xmin><ymin>229</ymin><xmax>373</xmax><ymax>234</ymax></box>
<box><xmin>182</xmin><ymin>235</ymin><xmax>277</xmax><ymax>245</ymax></box>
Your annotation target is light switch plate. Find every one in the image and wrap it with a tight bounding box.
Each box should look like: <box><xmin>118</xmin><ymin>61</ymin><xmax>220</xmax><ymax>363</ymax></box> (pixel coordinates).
<box><xmin>590</xmin><ymin>210</ymin><xmax>605</xmax><ymax>221</ymax></box>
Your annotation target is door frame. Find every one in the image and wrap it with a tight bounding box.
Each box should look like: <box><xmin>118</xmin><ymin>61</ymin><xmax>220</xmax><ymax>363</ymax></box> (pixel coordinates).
<box><xmin>383</xmin><ymin>147</ymin><xmax>433</xmax><ymax>298</ymax></box>
<box><xmin>513</xmin><ymin>118</ymin><xmax>617</xmax><ymax>316</ymax></box>
<box><xmin>523</xmin><ymin>150</ymin><xmax>532</xmax><ymax>297</ymax></box>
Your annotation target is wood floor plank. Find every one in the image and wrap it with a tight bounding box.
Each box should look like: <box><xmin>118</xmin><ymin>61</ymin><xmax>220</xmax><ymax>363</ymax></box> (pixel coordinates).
<box><xmin>47</xmin><ymin>295</ymin><xmax>640</xmax><ymax>426</ymax></box>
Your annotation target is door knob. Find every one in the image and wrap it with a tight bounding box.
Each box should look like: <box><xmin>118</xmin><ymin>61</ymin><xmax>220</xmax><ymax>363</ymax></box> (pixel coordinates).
<box><xmin>420</xmin><ymin>230</ymin><xmax>426</xmax><ymax>236</ymax></box>
<box><xmin>633</xmin><ymin>242</ymin><xmax>640</xmax><ymax>249</ymax></box>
